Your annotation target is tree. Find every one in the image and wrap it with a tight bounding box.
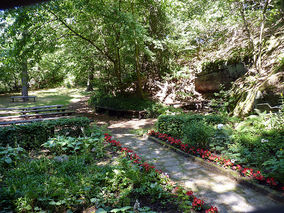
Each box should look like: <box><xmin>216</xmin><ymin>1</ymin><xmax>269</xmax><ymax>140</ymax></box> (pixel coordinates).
<box><xmin>0</xmin><ymin>4</ymin><xmax>57</xmax><ymax>95</ymax></box>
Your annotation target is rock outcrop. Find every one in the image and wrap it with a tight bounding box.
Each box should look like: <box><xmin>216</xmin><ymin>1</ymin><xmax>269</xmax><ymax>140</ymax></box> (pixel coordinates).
<box><xmin>195</xmin><ymin>62</ymin><xmax>247</xmax><ymax>93</ymax></box>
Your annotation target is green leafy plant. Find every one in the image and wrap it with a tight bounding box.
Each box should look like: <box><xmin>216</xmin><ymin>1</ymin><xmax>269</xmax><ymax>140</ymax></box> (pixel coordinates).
<box><xmin>0</xmin><ymin>146</ymin><xmax>26</xmax><ymax>168</ymax></box>
<box><xmin>42</xmin><ymin>136</ymin><xmax>105</xmax><ymax>157</ymax></box>
<box><xmin>0</xmin><ymin>117</ymin><xmax>90</xmax><ymax>149</ymax></box>
<box><xmin>1</xmin><ymin>153</ymin><xmax>179</xmax><ymax>212</ymax></box>
<box><xmin>183</xmin><ymin>120</ymin><xmax>215</xmax><ymax>148</ymax></box>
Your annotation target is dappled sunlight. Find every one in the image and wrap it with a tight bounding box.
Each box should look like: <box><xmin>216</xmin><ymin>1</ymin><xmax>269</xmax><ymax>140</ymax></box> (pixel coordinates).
<box><xmin>0</xmin><ymin>87</ymin><xmax>87</xmax><ymax>109</ymax></box>
<box><xmin>108</xmin><ymin>118</ymin><xmax>157</xmax><ymax>130</ymax></box>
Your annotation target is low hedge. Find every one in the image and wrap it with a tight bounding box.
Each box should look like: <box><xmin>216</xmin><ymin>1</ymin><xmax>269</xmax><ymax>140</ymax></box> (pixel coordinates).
<box><xmin>157</xmin><ymin>114</ymin><xmax>226</xmax><ymax>138</ymax></box>
<box><xmin>0</xmin><ymin>117</ymin><xmax>90</xmax><ymax>149</ymax></box>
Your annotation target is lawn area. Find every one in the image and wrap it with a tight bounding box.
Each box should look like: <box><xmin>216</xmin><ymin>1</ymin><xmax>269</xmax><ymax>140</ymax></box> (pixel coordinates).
<box><xmin>0</xmin><ymin>87</ymin><xmax>89</xmax><ymax>109</ymax></box>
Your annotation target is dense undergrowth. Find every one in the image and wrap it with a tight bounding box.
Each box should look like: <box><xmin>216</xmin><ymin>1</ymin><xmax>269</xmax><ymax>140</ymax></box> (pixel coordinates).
<box><xmin>0</xmin><ymin>122</ymin><xmax>215</xmax><ymax>213</ymax></box>
<box><xmin>157</xmin><ymin>111</ymin><xmax>284</xmax><ymax>184</ymax></box>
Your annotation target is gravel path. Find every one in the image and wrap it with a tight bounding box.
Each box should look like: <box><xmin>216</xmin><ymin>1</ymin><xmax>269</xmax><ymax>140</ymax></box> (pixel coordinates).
<box><xmin>108</xmin><ymin>120</ymin><xmax>280</xmax><ymax>213</ymax></box>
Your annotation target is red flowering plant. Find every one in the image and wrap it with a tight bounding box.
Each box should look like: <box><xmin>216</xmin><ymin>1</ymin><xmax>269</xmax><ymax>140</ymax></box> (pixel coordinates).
<box><xmin>206</xmin><ymin>206</ymin><xmax>219</xmax><ymax>213</ymax></box>
<box><xmin>266</xmin><ymin>177</ymin><xmax>278</xmax><ymax>186</ymax></box>
<box><xmin>241</xmin><ymin>168</ymin><xmax>253</xmax><ymax>177</ymax></box>
<box><xmin>105</xmin><ymin>132</ymin><xmax>219</xmax><ymax>212</ymax></box>
<box><xmin>192</xmin><ymin>197</ymin><xmax>205</xmax><ymax>211</ymax></box>
<box><xmin>148</xmin><ymin>130</ymin><xmax>284</xmax><ymax>192</ymax></box>
<box><xmin>253</xmin><ymin>171</ymin><xmax>265</xmax><ymax>182</ymax></box>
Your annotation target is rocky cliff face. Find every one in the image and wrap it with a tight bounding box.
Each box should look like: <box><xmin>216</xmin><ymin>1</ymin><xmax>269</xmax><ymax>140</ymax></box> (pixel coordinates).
<box><xmin>195</xmin><ymin>62</ymin><xmax>247</xmax><ymax>94</ymax></box>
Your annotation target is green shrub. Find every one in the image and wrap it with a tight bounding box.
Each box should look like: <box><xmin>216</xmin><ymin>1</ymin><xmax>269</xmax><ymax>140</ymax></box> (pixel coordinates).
<box><xmin>0</xmin><ymin>117</ymin><xmax>90</xmax><ymax>149</ymax></box>
<box><xmin>89</xmin><ymin>92</ymin><xmax>182</xmax><ymax>118</ymax></box>
<box><xmin>43</xmin><ymin>136</ymin><xmax>105</xmax><ymax>157</ymax></box>
<box><xmin>157</xmin><ymin>113</ymin><xmax>226</xmax><ymax>138</ymax></box>
<box><xmin>0</xmin><ymin>146</ymin><xmax>26</xmax><ymax>171</ymax></box>
<box><xmin>1</xmin><ymin>155</ymin><xmax>176</xmax><ymax>212</ymax></box>
<box><xmin>182</xmin><ymin>121</ymin><xmax>215</xmax><ymax>148</ymax></box>
<box><xmin>89</xmin><ymin>93</ymin><xmax>156</xmax><ymax>111</ymax></box>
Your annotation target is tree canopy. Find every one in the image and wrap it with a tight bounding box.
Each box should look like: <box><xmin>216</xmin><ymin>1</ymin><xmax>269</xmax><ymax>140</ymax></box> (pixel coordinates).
<box><xmin>0</xmin><ymin>0</ymin><xmax>283</xmax><ymax>115</ymax></box>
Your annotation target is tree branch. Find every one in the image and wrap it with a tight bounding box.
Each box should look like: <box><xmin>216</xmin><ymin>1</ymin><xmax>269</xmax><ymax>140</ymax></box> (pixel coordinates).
<box><xmin>48</xmin><ymin>10</ymin><xmax>115</xmax><ymax>63</ymax></box>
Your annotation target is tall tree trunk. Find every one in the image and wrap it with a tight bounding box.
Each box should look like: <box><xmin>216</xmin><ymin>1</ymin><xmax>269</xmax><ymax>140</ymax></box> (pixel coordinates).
<box><xmin>86</xmin><ymin>67</ymin><xmax>94</xmax><ymax>91</ymax></box>
<box><xmin>256</xmin><ymin>0</ymin><xmax>271</xmax><ymax>72</ymax></box>
<box><xmin>131</xmin><ymin>0</ymin><xmax>144</xmax><ymax>98</ymax></box>
<box><xmin>21</xmin><ymin>59</ymin><xmax>29</xmax><ymax>98</ymax></box>
<box><xmin>135</xmin><ymin>43</ymin><xmax>144</xmax><ymax>98</ymax></box>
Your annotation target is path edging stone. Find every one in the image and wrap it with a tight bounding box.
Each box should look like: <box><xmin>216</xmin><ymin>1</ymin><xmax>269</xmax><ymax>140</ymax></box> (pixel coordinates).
<box><xmin>148</xmin><ymin>136</ymin><xmax>284</xmax><ymax>203</ymax></box>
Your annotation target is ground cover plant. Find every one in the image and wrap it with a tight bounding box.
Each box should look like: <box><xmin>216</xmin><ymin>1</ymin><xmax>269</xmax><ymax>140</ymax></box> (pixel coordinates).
<box><xmin>0</xmin><ymin>117</ymin><xmax>90</xmax><ymax>149</ymax></box>
<box><xmin>156</xmin><ymin>112</ymin><xmax>284</xmax><ymax>185</ymax></box>
<box><xmin>0</xmin><ymin>124</ymin><xmax>218</xmax><ymax>213</ymax></box>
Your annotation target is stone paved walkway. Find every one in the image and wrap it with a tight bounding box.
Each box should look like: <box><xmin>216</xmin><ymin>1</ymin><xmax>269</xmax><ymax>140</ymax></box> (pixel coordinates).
<box><xmin>108</xmin><ymin>120</ymin><xmax>280</xmax><ymax>213</ymax></box>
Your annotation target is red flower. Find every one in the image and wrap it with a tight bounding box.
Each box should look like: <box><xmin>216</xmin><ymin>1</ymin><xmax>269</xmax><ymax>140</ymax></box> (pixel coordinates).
<box><xmin>206</xmin><ymin>206</ymin><xmax>218</xmax><ymax>213</ymax></box>
<box><xmin>266</xmin><ymin>177</ymin><xmax>277</xmax><ymax>186</ymax></box>
<box><xmin>186</xmin><ymin>190</ymin><xmax>193</xmax><ymax>196</ymax></box>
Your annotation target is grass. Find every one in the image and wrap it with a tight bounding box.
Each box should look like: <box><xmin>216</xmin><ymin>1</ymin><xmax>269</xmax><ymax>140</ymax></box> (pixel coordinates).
<box><xmin>0</xmin><ymin>87</ymin><xmax>90</xmax><ymax>109</ymax></box>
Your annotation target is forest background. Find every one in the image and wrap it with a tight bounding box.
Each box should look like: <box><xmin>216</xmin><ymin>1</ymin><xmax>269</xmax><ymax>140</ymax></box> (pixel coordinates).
<box><xmin>0</xmin><ymin>0</ymin><xmax>283</xmax><ymax>116</ymax></box>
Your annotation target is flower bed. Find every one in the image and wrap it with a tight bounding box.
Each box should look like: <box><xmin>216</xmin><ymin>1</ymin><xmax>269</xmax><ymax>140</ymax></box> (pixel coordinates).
<box><xmin>104</xmin><ymin>133</ymin><xmax>218</xmax><ymax>213</ymax></box>
<box><xmin>148</xmin><ymin>130</ymin><xmax>284</xmax><ymax>193</ymax></box>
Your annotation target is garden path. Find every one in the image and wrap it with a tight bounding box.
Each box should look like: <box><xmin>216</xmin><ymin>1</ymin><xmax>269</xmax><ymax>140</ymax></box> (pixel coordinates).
<box><xmin>107</xmin><ymin>119</ymin><xmax>280</xmax><ymax>213</ymax></box>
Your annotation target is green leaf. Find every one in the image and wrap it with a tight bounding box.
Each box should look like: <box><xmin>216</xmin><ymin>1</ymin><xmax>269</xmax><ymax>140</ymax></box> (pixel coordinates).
<box><xmin>96</xmin><ymin>208</ymin><xmax>107</xmax><ymax>213</ymax></box>
<box><xmin>4</xmin><ymin>157</ymin><xmax>12</xmax><ymax>164</ymax></box>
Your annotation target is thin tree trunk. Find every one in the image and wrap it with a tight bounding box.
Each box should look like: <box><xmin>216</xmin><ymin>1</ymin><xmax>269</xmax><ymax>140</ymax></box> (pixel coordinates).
<box><xmin>86</xmin><ymin>68</ymin><xmax>94</xmax><ymax>91</ymax></box>
<box><xmin>256</xmin><ymin>0</ymin><xmax>271</xmax><ymax>71</ymax></box>
<box><xmin>131</xmin><ymin>0</ymin><xmax>144</xmax><ymax>98</ymax></box>
<box><xmin>135</xmin><ymin>43</ymin><xmax>143</xmax><ymax>98</ymax></box>
<box><xmin>21</xmin><ymin>59</ymin><xmax>29</xmax><ymax>99</ymax></box>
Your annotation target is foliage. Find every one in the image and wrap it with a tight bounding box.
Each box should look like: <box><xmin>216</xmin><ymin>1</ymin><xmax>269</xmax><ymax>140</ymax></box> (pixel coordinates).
<box><xmin>89</xmin><ymin>93</ymin><xmax>157</xmax><ymax>111</ymax></box>
<box><xmin>42</xmin><ymin>136</ymin><xmax>105</xmax><ymax>157</ymax></box>
<box><xmin>157</xmin><ymin>111</ymin><xmax>284</xmax><ymax>182</ymax></box>
<box><xmin>0</xmin><ymin>153</ymin><xmax>177</xmax><ymax>212</ymax></box>
<box><xmin>157</xmin><ymin>113</ymin><xmax>226</xmax><ymax>138</ymax></box>
<box><xmin>89</xmin><ymin>92</ymin><xmax>182</xmax><ymax>117</ymax></box>
<box><xmin>0</xmin><ymin>117</ymin><xmax>90</xmax><ymax>149</ymax></box>
<box><xmin>0</xmin><ymin>146</ymin><xmax>26</xmax><ymax>170</ymax></box>
<box><xmin>183</xmin><ymin>121</ymin><xmax>215</xmax><ymax>148</ymax></box>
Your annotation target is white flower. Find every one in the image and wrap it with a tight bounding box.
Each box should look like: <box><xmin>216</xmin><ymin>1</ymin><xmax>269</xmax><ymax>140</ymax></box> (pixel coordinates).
<box><xmin>133</xmin><ymin>199</ymin><xmax>140</xmax><ymax>211</ymax></box>
<box><xmin>261</xmin><ymin>139</ymin><xmax>269</xmax><ymax>143</ymax></box>
<box><xmin>231</xmin><ymin>159</ymin><xmax>236</xmax><ymax>163</ymax></box>
<box><xmin>217</xmin><ymin>124</ymin><xmax>224</xmax><ymax>130</ymax></box>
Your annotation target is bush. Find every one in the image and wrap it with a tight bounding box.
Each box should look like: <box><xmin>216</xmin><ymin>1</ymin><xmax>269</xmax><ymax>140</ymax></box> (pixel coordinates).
<box><xmin>1</xmin><ymin>155</ymin><xmax>177</xmax><ymax>212</ymax></box>
<box><xmin>89</xmin><ymin>93</ymin><xmax>156</xmax><ymax>111</ymax></box>
<box><xmin>42</xmin><ymin>136</ymin><xmax>105</xmax><ymax>158</ymax></box>
<box><xmin>157</xmin><ymin>113</ymin><xmax>226</xmax><ymax>138</ymax></box>
<box><xmin>89</xmin><ymin>92</ymin><xmax>182</xmax><ymax>118</ymax></box>
<box><xmin>183</xmin><ymin>121</ymin><xmax>215</xmax><ymax>148</ymax></box>
<box><xmin>0</xmin><ymin>117</ymin><xmax>90</xmax><ymax>149</ymax></box>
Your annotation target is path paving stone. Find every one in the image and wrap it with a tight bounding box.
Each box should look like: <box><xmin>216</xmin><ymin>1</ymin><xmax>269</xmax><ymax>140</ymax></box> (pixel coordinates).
<box><xmin>108</xmin><ymin>124</ymin><xmax>280</xmax><ymax>213</ymax></box>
